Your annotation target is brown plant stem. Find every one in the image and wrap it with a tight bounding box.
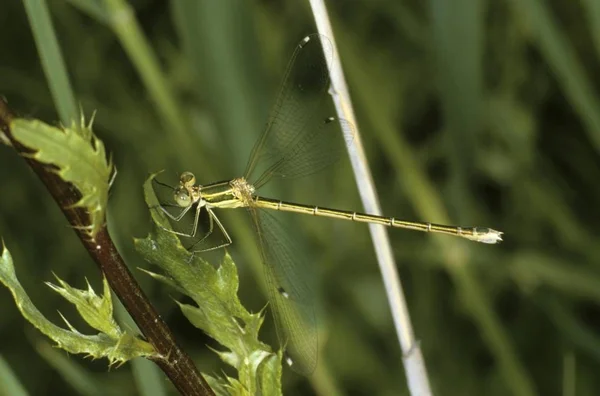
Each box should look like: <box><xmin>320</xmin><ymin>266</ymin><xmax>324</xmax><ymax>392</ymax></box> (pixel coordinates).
<box><xmin>0</xmin><ymin>98</ymin><xmax>214</xmax><ymax>396</ymax></box>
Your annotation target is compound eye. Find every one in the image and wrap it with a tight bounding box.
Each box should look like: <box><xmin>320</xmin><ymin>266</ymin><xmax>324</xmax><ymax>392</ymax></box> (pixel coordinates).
<box><xmin>174</xmin><ymin>187</ymin><xmax>192</xmax><ymax>207</ymax></box>
<box><xmin>180</xmin><ymin>171</ymin><xmax>196</xmax><ymax>186</ymax></box>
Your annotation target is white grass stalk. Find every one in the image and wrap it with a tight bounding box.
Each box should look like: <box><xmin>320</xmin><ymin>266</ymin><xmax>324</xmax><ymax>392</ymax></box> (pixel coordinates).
<box><xmin>308</xmin><ymin>1</ymin><xmax>433</xmax><ymax>395</ymax></box>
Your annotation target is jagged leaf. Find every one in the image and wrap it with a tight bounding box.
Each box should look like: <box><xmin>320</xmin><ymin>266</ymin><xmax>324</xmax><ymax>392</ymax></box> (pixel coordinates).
<box><xmin>0</xmin><ymin>243</ymin><xmax>157</xmax><ymax>366</ymax></box>
<box><xmin>46</xmin><ymin>276</ymin><xmax>119</xmax><ymax>337</ymax></box>
<box><xmin>10</xmin><ymin>115</ymin><xmax>114</xmax><ymax>239</ymax></box>
<box><xmin>204</xmin><ymin>374</ymin><xmax>230</xmax><ymax>396</ymax></box>
<box><xmin>257</xmin><ymin>353</ymin><xmax>283</xmax><ymax>396</ymax></box>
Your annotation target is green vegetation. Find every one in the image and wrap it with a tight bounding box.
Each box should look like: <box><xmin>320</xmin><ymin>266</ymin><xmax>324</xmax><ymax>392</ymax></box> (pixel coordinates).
<box><xmin>1</xmin><ymin>0</ymin><xmax>599</xmax><ymax>395</ymax></box>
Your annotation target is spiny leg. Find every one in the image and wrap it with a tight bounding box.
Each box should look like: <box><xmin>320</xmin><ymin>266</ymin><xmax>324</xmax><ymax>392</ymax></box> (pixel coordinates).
<box><xmin>160</xmin><ymin>204</ymin><xmax>192</xmax><ymax>222</ymax></box>
<box><xmin>188</xmin><ymin>209</ymin><xmax>233</xmax><ymax>257</ymax></box>
<box><xmin>157</xmin><ymin>204</ymin><xmax>202</xmax><ymax>238</ymax></box>
<box><xmin>186</xmin><ymin>208</ymin><xmax>217</xmax><ymax>252</ymax></box>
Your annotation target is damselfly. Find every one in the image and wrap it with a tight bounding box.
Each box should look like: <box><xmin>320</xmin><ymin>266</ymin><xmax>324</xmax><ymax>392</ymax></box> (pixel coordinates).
<box><xmin>155</xmin><ymin>34</ymin><xmax>502</xmax><ymax>375</ymax></box>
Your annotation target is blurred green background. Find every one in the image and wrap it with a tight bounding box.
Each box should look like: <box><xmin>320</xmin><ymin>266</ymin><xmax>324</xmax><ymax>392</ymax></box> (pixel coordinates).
<box><xmin>2</xmin><ymin>0</ymin><xmax>600</xmax><ymax>395</ymax></box>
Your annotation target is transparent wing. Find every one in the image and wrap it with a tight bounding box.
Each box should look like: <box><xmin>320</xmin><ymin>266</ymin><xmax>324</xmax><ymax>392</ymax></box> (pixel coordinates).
<box><xmin>252</xmin><ymin>117</ymin><xmax>354</xmax><ymax>189</ymax></box>
<box><xmin>248</xmin><ymin>207</ymin><xmax>318</xmax><ymax>375</ymax></box>
<box><xmin>244</xmin><ymin>34</ymin><xmax>353</xmax><ymax>189</ymax></box>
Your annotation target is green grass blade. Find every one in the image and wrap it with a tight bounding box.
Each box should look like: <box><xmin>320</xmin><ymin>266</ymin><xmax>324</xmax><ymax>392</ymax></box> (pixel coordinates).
<box><xmin>511</xmin><ymin>252</ymin><xmax>600</xmax><ymax>304</ymax></box>
<box><xmin>131</xmin><ymin>358</ymin><xmax>166</xmax><ymax>396</ymax></box>
<box><xmin>429</xmin><ymin>0</ymin><xmax>483</xmax><ymax>213</ymax></box>
<box><xmin>65</xmin><ymin>0</ymin><xmax>110</xmax><ymax>24</ymax></box>
<box><xmin>35</xmin><ymin>341</ymin><xmax>108</xmax><ymax>396</ymax></box>
<box><xmin>509</xmin><ymin>0</ymin><xmax>600</xmax><ymax>152</ymax></box>
<box><xmin>337</xmin><ymin>27</ymin><xmax>536</xmax><ymax>396</ymax></box>
<box><xmin>21</xmin><ymin>0</ymin><xmax>78</xmax><ymax>126</ymax></box>
<box><xmin>0</xmin><ymin>355</ymin><xmax>28</xmax><ymax>396</ymax></box>
<box><xmin>171</xmin><ymin>1</ymin><xmax>265</xmax><ymax>172</ymax></box>
<box><xmin>101</xmin><ymin>0</ymin><xmax>190</xmax><ymax>152</ymax></box>
<box><xmin>582</xmin><ymin>0</ymin><xmax>600</xmax><ymax>60</ymax></box>
<box><xmin>113</xmin><ymin>302</ymin><xmax>167</xmax><ymax>396</ymax></box>
<box><xmin>541</xmin><ymin>296</ymin><xmax>600</xmax><ymax>363</ymax></box>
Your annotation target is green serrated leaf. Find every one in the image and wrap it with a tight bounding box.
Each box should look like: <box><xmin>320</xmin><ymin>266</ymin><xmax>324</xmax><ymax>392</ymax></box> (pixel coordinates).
<box><xmin>238</xmin><ymin>349</ymin><xmax>273</xmax><ymax>395</ymax></box>
<box><xmin>46</xmin><ymin>276</ymin><xmax>119</xmax><ymax>337</ymax></box>
<box><xmin>10</xmin><ymin>116</ymin><xmax>114</xmax><ymax>239</ymax></box>
<box><xmin>223</xmin><ymin>377</ymin><xmax>248</xmax><ymax>396</ymax></box>
<box><xmin>257</xmin><ymin>352</ymin><xmax>283</xmax><ymax>396</ymax></box>
<box><xmin>204</xmin><ymin>374</ymin><xmax>231</xmax><ymax>396</ymax></box>
<box><xmin>135</xmin><ymin>173</ymin><xmax>283</xmax><ymax>395</ymax></box>
<box><xmin>0</xmin><ymin>243</ymin><xmax>157</xmax><ymax>366</ymax></box>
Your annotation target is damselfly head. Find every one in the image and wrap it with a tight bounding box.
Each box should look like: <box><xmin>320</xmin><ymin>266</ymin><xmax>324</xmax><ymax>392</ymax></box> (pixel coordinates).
<box><xmin>174</xmin><ymin>187</ymin><xmax>192</xmax><ymax>208</ymax></box>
